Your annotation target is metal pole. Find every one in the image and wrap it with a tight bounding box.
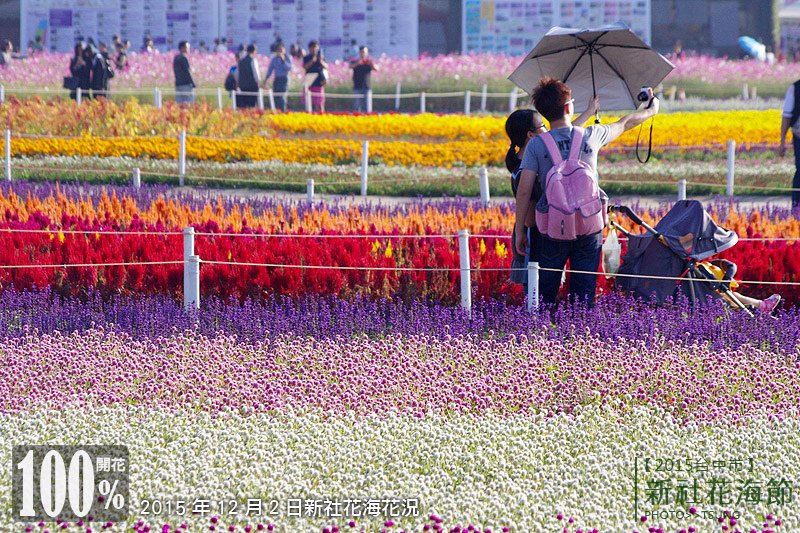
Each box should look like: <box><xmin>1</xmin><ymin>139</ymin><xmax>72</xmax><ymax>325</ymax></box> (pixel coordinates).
<box><xmin>527</xmin><ymin>262</ymin><xmax>539</xmax><ymax>312</ymax></box>
<box><xmin>4</xmin><ymin>129</ymin><xmax>10</xmax><ymax>182</ymax></box>
<box><xmin>420</xmin><ymin>92</ymin><xmax>426</xmax><ymax>113</ymax></box>
<box><xmin>132</xmin><ymin>167</ymin><xmax>141</xmax><ymax>188</ymax></box>
<box><xmin>154</xmin><ymin>87</ymin><xmax>161</xmax><ymax>109</ymax></box>
<box><xmin>458</xmin><ymin>230</ymin><xmax>472</xmax><ymax>314</ymax></box>
<box><xmin>360</xmin><ymin>140</ymin><xmax>369</xmax><ymax>196</ymax></box>
<box><xmin>464</xmin><ymin>90</ymin><xmax>471</xmax><ymax>116</ymax></box>
<box><xmin>257</xmin><ymin>88</ymin><xmax>264</xmax><ymax>110</ymax></box>
<box><xmin>394</xmin><ymin>82</ymin><xmax>401</xmax><ymax>111</ymax></box>
<box><xmin>217</xmin><ymin>87</ymin><xmax>223</xmax><ymax>111</ymax></box>
<box><xmin>0</xmin><ymin>85</ymin><xmax>4</xmax><ymax>104</ymax></box>
<box><xmin>508</xmin><ymin>89</ymin><xmax>518</xmax><ymax>112</ymax></box>
<box><xmin>480</xmin><ymin>83</ymin><xmax>487</xmax><ymax>112</ymax></box>
<box><xmin>186</xmin><ymin>255</ymin><xmax>200</xmax><ymax>310</ymax></box>
<box><xmin>179</xmin><ymin>130</ymin><xmax>187</xmax><ymax>186</ymax></box>
<box><xmin>183</xmin><ymin>227</ymin><xmax>199</xmax><ymax>310</ymax></box>
<box><xmin>307</xmin><ymin>178</ymin><xmax>314</xmax><ymax>202</ymax></box>
<box><xmin>366</xmin><ymin>89</ymin><xmax>373</xmax><ymax>113</ymax></box>
<box><xmin>230</xmin><ymin>90</ymin><xmax>237</xmax><ymax>111</ymax></box>
<box><xmin>677</xmin><ymin>179</ymin><xmax>686</xmax><ymax>201</ymax></box>
<box><xmin>478</xmin><ymin>166</ymin><xmax>490</xmax><ymax>206</ymax></box>
<box><xmin>305</xmin><ymin>90</ymin><xmax>312</xmax><ymax>113</ymax></box>
<box><xmin>267</xmin><ymin>89</ymin><xmax>275</xmax><ymax>111</ymax></box>
<box><xmin>76</xmin><ymin>87</ymin><xmax>82</xmax><ymax>105</ymax></box>
<box><xmin>726</xmin><ymin>140</ymin><xmax>735</xmax><ymax>196</ymax></box>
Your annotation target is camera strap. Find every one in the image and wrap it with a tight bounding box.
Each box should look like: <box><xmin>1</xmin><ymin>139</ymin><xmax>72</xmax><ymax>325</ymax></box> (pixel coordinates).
<box><xmin>635</xmin><ymin>117</ymin><xmax>654</xmax><ymax>164</ymax></box>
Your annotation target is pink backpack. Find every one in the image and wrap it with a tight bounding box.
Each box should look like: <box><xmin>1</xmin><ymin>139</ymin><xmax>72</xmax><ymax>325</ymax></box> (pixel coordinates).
<box><xmin>535</xmin><ymin>127</ymin><xmax>608</xmax><ymax>241</ymax></box>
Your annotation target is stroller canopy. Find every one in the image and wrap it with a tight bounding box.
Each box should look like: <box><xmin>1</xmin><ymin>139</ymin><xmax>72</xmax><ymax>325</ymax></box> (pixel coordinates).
<box><xmin>617</xmin><ymin>200</ymin><xmax>738</xmax><ymax>304</ymax></box>
<box><xmin>652</xmin><ymin>200</ymin><xmax>738</xmax><ymax>260</ymax></box>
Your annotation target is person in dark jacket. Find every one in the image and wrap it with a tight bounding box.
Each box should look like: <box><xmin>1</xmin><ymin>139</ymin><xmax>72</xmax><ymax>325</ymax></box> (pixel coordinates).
<box><xmin>68</xmin><ymin>43</ymin><xmax>90</xmax><ymax>101</ymax></box>
<box><xmin>90</xmin><ymin>44</ymin><xmax>111</xmax><ymax>98</ymax></box>
<box><xmin>236</xmin><ymin>43</ymin><xmax>260</xmax><ymax>108</ymax></box>
<box><xmin>173</xmin><ymin>41</ymin><xmax>196</xmax><ymax>105</ymax></box>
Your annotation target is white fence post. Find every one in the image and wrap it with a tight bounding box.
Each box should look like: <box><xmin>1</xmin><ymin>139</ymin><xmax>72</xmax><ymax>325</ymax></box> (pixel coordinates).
<box><xmin>154</xmin><ymin>87</ymin><xmax>161</xmax><ymax>109</ymax></box>
<box><xmin>677</xmin><ymin>179</ymin><xmax>686</xmax><ymax>201</ymax></box>
<box><xmin>183</xmin><ymin>227</ymin><xmax>199</xmax><ymax>310</ymax></box>
<box><xmin>395</xmin><ymin>82</ymin><xmax>401</xmax><ymax>111</ymax></box>
<box><xmin>230</xmin><ymin>90</ymin><xmax>237</xmax><ymax>110</ymax></box>
<box><xmin>366</xmin><ymin>89</ymin><xmax>373</xmax><ymax>113</ymax></box>
<box><xmin>4</xmin><ymin>129</ymin><xmax>10</xmax><ymax>182</ymax></box>
<box><xmin>76</xmin><ymin>87</ymin><xmax>82</xmax><ymax>105</ymax></box>
<box><xmin>217</xmin><ymin>87</ymin><xmax>223</xmax><ymax>111</ymax></box>
<box><xmin>480</xmin><ymin>83</ymin><xmax>487</xmax><ymax>112</ymax></box>
<box><xmin>464</xmin><ymin>90</ymin><xmax>471</xmax><ymax>116</ymax></box>
<box><xmin>304</xmin><ymin>90</ymin><xmax>312</xmax><ymax>113</ymax></box>
<box><xmin>257</xmin><ymin>88</ymin><xmax>264</xmax><ymax>110</ymax></box>
<box><xmin>478</xmin><ymin>166</ymin><xmax>490</xmax><ymax>206</ymax></box>
<box><xmin>360</xmin><ymin>140</ymin><xmax>369</xmax><ymax>196</ymax></box>
<box><xmin>508</xmin><ymin>89</ymin><xmax>518</xmax><ymax>112</ymax></box>
<box><xmin>726</xmin><ymin>140</ymin><xmax>735</xmax><ymax>196</ymax></box>
<box><xmin>0</xmin><ymin>85</ymin><xmax>4</xmax><ymax>104</ymax></box>
<box><xmin>750</xmin><ymin>86</ymin><xmax>757</xmax><ymax>100</ymax></box>
<box><xmin>267</xmin><ymin>89</ymin><xmax>275</xmax><ymax>111</ymax></box>
<box><xmin>307</xmin><ymin>178</ymin><xmax>314</xmax><ymax>202</ymax></box>
<box><xmin>458</xmin><ymin>229</ymin><xmax>472</xmax><ymax>314</ymax></box>
<box><xmin>742</xmin><ymin>83</ymin><xmax>749</xmax><ymax>100</ymax></box>
<box><xmin>420</xmin><ymin>92</ymin><xmax>426</xmax><ymax>113</ymax></box>
<box><xmin>132</xmin><ymin>167</ymin><xmax>141</xmax><ymax>189</ymax></box>
<box><xmin>179</xmin><ymin>130</ymin><xmax>187</xmax><ymax>186</ymax></box>
<box><xmin>527</xmin><ymin>261</ymin><xmax>539</xmax><ymax>312</ymax></box>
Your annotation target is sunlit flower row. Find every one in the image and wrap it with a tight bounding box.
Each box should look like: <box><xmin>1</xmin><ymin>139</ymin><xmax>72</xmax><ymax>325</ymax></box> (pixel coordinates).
<box><xmin>0</xmin><ymin>98</ymin><xmax>786</xmax><ymax>149</ymax></box>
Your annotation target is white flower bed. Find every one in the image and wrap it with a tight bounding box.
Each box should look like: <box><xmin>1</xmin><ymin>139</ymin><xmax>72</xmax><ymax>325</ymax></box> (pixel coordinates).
<box><xmin>1</xmin><ymin>405</ymin><xmax>797</xmax><ymax>532</ymax></box>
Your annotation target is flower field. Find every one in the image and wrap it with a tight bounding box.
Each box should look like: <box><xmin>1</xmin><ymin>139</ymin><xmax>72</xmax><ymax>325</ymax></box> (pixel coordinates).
<box><xmin>0</xmin><ymin>181</ymin><xmax>798</xmax><ymax>305</ymax></box>
<box><xmin>3</xmin><ymin>51</ymin><xmax>800</xmax><ymax>532</ymax></box>
<box><xmin>1</xmin><ymin>52</ymin><xmax>799</xmax><ymax>98</ymax></box>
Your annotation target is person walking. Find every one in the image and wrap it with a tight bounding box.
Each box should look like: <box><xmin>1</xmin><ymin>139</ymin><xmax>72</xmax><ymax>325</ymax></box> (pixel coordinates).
<box><xmin>303</xmin><ymin>40</ymin><xmax>328</xmax><ymax>113</ymax></box>
<box><xmin>779</xmin><ymin>80</ymin><xmax>800</xmax><ymax>209</ymax></box>
<box><xmin>173</xmin><ymin>41</ymin><xmax>196</xmax><ymax>105</ymax></box>
<box><xmin>237</xmin><ymin>43</ymin><xmax>260</xmax><ymax>108</ymax></box>
<box><xmin>264</xmin><ymin>42</ymin><xmax>292</xmax><ymax>112</ymax></box>
<box><xmin>350</xmin><ymin>46</ymin><xmax>376</xmax><ymax>112</ymax></box>
<box><xmin>514</xmin><ymin>78</ymin><xmax>658</xmax><ymax>306</ymax></box>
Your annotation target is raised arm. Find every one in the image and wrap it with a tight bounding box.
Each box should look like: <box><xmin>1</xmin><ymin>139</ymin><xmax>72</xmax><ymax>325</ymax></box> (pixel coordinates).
<box><xmin>603</xmin><ymin>93</ymin><xmax>660</xmax><ymax>143</ymax></box>
<box><xmin>573</xmin><ymin>96</ymin><xmax>599</xmax><ymax>127</ymax></box>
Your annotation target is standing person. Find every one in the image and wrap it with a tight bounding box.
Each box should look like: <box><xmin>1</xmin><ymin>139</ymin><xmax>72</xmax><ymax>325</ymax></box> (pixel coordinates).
<box><xmin>0</xmin><ymin>39</ymin><xmax>14</xmax><ymax>67</ymax></box>
<box><xmin>90</xmin><ymin>43</ymin><xmax>112</xmax><ymax>98</ymax></box>
<box><xmin>514</xmin><ymin>78</ymin><xmax>659</xmax><ymax>306</ymax></box>
<box><xmin>142</xmin><ymin>37</ymin><xmax>155</xmax><ymax>53</ymax></box>
<box><xmin>67</xmin><ymin>43</ymin><xmax>88</xmax><ymax>100</ymax></box>
<box><xmin>264</xmin><ymin>42</ymin><xmax>292</xmax><ymax>111</ymax></box>
<box><xmin>303</xmin><ymin>40</ymin><xmax>328</xmax><ymax>113</ymax></box>
<box><xmin>115</xmin><ymin>40</ymin><xmax>130</xmax><ymax>71</ymax></box>
<box><xmin>78</xmin><ymin>45</ymin><xmax>94</xmax><ymax>99</ymax></box>
<box><xmin>778</xmin><ymin>79</ymin><xmax>800</xmax><ymax>209</ymax></box>
<box><xmin>350</xmin><ymin>46</ymin><xmax>376</xmax><ymax>112</ymax></box>
<box><xmin>215</xmin><ymin>38</ymin><xmax>228</xmax><ymax>53</ymax></box>
<box><xmin>173</xmin><ymin>41</ymin><xmax>196</xmax><ymax>105</ymax></box>
<box><xmin>237</xmin><ymin>43</ymin><xmax>260</xmax><ymax>108</ymax></box>
<box><xmin>504</xmin><ymin>102</ymin><xmax>598</xmax><ymax>291</ymax></box>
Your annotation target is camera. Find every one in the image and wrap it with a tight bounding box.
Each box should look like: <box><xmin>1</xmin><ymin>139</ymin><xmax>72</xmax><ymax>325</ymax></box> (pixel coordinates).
<box><xmin>637</xmin><ymin>86</ymin><xmax>652</xmax><ymax>102</ymax></box>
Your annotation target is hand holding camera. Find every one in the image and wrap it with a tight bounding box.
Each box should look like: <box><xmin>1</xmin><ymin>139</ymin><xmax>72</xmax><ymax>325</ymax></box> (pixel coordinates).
<box><xmin>637</xmin><ymin>86</ymin><xmax>656</xmax><ymax>109</ymax></box>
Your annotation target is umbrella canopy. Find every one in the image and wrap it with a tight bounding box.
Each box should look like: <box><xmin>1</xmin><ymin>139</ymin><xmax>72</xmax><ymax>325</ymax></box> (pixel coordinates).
<box><xmin>508</xmin><ymin>23</ymin><xmax>675</xmax><ymax>112</ymax></box>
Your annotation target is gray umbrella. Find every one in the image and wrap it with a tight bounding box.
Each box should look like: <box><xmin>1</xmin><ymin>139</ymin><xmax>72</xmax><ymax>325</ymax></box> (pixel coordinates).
<box><xmin>508</xmin><ymin>23</ymin><xmax>675</xmax><ymax>113</ymax></box>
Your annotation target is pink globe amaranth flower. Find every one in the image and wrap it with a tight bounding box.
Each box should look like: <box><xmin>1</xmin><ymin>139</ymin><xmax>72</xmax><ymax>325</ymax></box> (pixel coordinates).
<box><xmin>384</xmin><ymin>521</ymin><xmax>394</xmax><ymax>527</ymax></box>
<box><xmin>349</xmin><ymin>521</ymin><xmax>356</xmax><ymax>528</ymax></box>
<box><xmin>256</xmin><ymin>525</ymin><xmax>264</xmax><ymax>531</ymax></box>
<box><xmin>229</xmin><ymin>526</ymin><xmax>236</xmax><ymax>532</ymax></box>
<box><xmin>689</xmin><ymin>506</ymin><xmax>697</xmax><ymax>514</ymax></box>
<box><xmin>640</xmin><ymin>515</ymin><xmax>647</xmax><ymax>522</ymax></box>
<box><xmin>211</xmin><ymin>517</ymin><xmax>219</xmax><ymax>524</ymax></box>
<box><xmin>556</xmin><ymin>513</ymin><xmax>563</xmax><ymax>520</ymax></box>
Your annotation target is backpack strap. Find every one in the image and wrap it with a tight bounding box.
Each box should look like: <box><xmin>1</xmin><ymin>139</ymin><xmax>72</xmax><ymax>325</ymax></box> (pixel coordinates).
<box><xmin>539</xmin><ymin>132</ymin><xmax>562</xmax><ymax>165</ymax></box>
<box><xmin>567</xmin><ymin>127</ymin><xmax>584</xmax><ymax>161</ymax></box>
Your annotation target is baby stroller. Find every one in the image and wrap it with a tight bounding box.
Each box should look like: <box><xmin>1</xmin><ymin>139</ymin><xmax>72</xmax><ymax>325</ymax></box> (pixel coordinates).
<box><xmin>609</xmin><ymin>200</ymin><xmax>754</xmax><ymax>317</ymax></box>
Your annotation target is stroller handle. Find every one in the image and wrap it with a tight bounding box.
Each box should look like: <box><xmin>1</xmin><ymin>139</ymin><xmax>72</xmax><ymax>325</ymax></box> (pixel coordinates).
<box><xmin>609</xmin><ymin>205</ymin><xmax>647</xmax><ymax>228</ymax></box>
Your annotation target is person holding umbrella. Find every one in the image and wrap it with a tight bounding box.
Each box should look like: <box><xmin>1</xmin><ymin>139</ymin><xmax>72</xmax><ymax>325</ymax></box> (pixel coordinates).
<box><xmin>513</xmin><ymin>77</ymin><xmax>659</xmax><ymax>306</ymax></box>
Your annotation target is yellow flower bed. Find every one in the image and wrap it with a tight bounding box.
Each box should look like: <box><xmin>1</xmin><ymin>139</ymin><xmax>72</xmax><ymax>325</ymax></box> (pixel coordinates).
<box><xmin>10</xmin><ymin>136</ymin><xmax>505</xmax><ymax>167</ymax></box>
<box><xmin>0</xmin><ymin>99</ymin><xmax>784</xmax><ymax>148</ymax></box>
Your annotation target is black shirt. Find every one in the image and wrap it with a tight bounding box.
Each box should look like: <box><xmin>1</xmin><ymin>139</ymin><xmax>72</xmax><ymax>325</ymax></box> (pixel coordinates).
<box><xmin>303</xmin><ymin>53</ymin><xmax>324</xmax><ymax>87</ymax></box>
<box><xmin>173</xmin><ymin>54</ymin><xmax>195</xmax><ymax>87</ymax></box>
<box><xmin>352</xmin><ymin>60</ymin><xmax>375</xmax><ymax>90</ymax></box>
